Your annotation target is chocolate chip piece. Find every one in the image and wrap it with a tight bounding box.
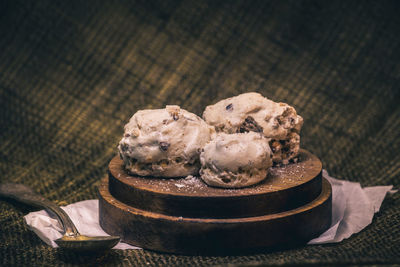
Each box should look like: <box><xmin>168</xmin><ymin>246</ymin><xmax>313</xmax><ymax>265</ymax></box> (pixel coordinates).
<box><xmin>124</xmin><ymin>133</ymin><xmax>130</xmax><ymax>137</ymax></box>
<box><xmin>272</xmin><ymin>118</ymin><xmax>279</xmax><ymax>129</ymax></box>
<box><xmin>172</xmin><ymin>114</ymin><xmax>179</xmax><ymax>120</ymax></box>
<box><xmin>270</xmin><ymin>140</ymin><xmax>281</xmax><ymax>153</ymax></box>
<box><xmin>120</xmin><ymin>144</ymin><xmax>128</xmax><ymax>152</ymax></box>
<box><xmin>215</xmin><ymin>125</ymin><xmax>225</xmax><ymax>131</ymax></box>
<box><xmin>221</xmin><ymin>177</ymin><xmax>231</xmax><ymax>183</ymax></box>
<box><xmin>159</xmin><ymin>142</ymin><xmax>170</xmax><ymax>151</ymax></box>
<box><xmin>237</xmin><ymin>116</ymin><xmax>263</xmax><ymax>133</ymax></box>
<box><xmin>225</xmin><ymin>103</ymin><xmax>233</xmax><ymax>111</ymax></box>
<box><xmin>184</xmin><ymin>162</ymin><xmax>194</xmax><ymax>168</ymax></box>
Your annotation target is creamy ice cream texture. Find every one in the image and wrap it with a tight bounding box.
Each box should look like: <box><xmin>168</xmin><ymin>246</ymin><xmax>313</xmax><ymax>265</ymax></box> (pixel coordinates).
<box><xmin>118</xmin><ymin>105</ymin><xmax>214</xmax><ymax>177</ymax></box>
<box><xmin>118</xmin><ymin>92</ymin><xmax>302</xmax><ymax>188</ymax></box>
<box><xmin>202</xmin><ymin>92</ymin><xmax>303</xmax><ymax>164</ymax></box>
<box><xmin>200</xmin><ymin>132</ymin><xmax>273</xmax><ymax>188</ymax></box>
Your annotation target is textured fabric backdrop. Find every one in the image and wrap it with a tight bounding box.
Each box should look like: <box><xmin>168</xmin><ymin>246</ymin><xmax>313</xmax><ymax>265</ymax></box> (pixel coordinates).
<box><xmin>0</xmin><ymin>0</ymin><xmax>399</xmax><ymax>266</ymax></box>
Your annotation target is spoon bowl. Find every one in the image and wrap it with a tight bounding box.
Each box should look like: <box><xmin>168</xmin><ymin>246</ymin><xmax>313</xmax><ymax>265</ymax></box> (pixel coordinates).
<box><xmin>55</xmin><ymin>235</ymin><xmax>120</xmax><ymax>251</ymax></box>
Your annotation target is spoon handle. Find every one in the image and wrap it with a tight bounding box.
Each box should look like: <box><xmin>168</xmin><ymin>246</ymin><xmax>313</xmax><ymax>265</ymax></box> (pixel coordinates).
<box><xmin>0</xmin><ymin>183</ymin><xmax>79</xmax><ymax>237</ymax></box>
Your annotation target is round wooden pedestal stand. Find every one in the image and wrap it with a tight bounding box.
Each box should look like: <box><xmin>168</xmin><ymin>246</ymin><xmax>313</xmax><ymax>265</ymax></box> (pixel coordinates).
<box><xmin>98</xmin><ymin>149</ymin><xmax>331</xmax><ymax>255</ymax></box>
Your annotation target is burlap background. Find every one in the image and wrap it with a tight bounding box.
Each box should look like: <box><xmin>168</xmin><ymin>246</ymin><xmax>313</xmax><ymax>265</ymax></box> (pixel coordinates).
<box><xmin>1</xmin><ymin>0</ymin><xmax>399</xmax><ymax>266</ymax></box>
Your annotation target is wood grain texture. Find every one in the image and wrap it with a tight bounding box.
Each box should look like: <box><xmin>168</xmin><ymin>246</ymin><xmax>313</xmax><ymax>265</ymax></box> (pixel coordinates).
<box><xmin>108</xmin><ymin>149</ymin><xmax>322</xmax><ymax>218</ymax></box>
<box><xmin>99</xmin><ymin>177</ymin><xmax>331</xmax><ymax>255</ymax></box>
<box><xmin>99</xmin><ymin>151</ymin><xmax>331</xmax><ymax>254</ymax></box>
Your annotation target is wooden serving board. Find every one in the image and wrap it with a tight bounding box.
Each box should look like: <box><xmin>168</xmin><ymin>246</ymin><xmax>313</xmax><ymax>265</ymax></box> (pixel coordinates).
<box><xmin>107</xmin><ymin>150</ymin><xmax>323</xmax><ymax>218</ymax></box>
<box><xmin>98</xmin><ymin>149</ymin><xmax>331</xmax><ymax>254</ymax></box>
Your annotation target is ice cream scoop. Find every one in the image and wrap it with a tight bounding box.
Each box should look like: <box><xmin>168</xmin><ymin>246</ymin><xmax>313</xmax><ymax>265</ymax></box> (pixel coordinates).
<box><xmin>200</xmin><ymin>132</ymin><xmax>273</xmax><ymax>188</ymax></box>
<box><xmin>203</xmin><ymin>92</ymin><xmax>303</xmax><ymax>164</ymax></box>
<box><xmin>119</xmin><ymin>105</ymin><xmax>214</xmax><ymax>177</ymax></box>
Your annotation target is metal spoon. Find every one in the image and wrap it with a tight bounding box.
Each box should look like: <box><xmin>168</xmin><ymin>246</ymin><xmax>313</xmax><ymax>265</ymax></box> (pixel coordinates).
<box><xmin>0</xmin><ymin>183</ymin><xmax>120</xmax><ymax>251</ymax></box>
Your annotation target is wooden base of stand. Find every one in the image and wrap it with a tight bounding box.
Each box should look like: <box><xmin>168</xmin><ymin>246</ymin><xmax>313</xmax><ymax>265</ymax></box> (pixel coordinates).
<box><xmin>98</xmin><ymin>150</ymin><xmax>332</xmax><ymax>255</ymax></box>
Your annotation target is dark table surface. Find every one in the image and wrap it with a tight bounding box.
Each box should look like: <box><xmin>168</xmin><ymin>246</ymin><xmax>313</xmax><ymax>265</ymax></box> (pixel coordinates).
<box><xmin>1</xmin><ymin>0</ymin><xmax>399</xmax><ymax>266</ymax></box>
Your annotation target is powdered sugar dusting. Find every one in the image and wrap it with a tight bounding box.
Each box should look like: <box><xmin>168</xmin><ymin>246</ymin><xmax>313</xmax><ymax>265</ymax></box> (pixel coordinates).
<box><xmin>119</xmin><ymin>152</ymin><xmax>319</xmax><ymax>196</ymax></box>
<box><xmin>268</xmin><ymin>161</ymin><xmax>307</xmax><ymax>184</ymax></box>
<box><xmin>172</xmin><ymin>175</ymin><xmax>209</xmax><ymax>193</ymax></box>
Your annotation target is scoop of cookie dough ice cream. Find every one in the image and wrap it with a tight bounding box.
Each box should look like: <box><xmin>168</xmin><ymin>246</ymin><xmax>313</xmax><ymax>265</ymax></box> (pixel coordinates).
<box><xmin>118</xmin><ymin>105</ymin><xmax>215</xmax><ymax>177</ymax></box>
<box><xmin>200</xmin><ymin>132</ymin><xmax>272</xmax><ymax>188</ymax></box>
<box><xmin>202</xmin><ymin>92</ymin><xmax>303</xmax><ymax>164</ymax></box>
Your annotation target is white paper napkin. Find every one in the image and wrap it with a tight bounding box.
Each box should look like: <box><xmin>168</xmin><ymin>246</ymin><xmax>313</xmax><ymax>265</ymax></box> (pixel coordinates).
<box><xmin>24</xmin><ymin>199</ymin><xmax>139</xmax><ymax>249</ymax></box>
<box><xmin>308</xmin><ymin>170</ymin><xmax>396</xmax><ymax>244</ymax></box>
<box><xmin>24</xmin><ymin>170</ymin><xmax>396</xmax><ymax>249</ymax></box>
